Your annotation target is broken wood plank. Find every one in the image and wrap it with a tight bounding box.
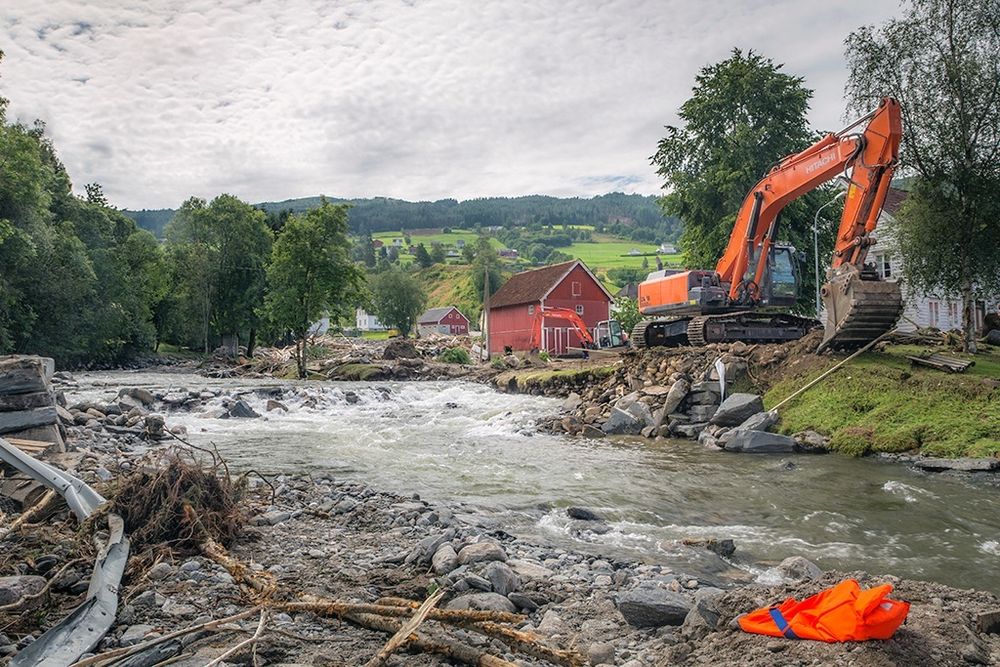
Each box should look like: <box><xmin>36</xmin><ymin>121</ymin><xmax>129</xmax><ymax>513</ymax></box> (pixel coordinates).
<box><xmin>905</xmin><ymin>354</ymin><xmax>975</xmax><ymax>373</ymax></box>
<box><xmin>4</xmin><ymin>437</ymin><xmax>57</xmax><ymax>453</ymax></box>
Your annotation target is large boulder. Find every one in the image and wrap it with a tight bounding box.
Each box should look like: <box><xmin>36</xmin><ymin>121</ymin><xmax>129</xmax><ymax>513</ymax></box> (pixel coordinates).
<box><xmin>775</xmin><ymin>556</ymin><xmax>822</xmax><ymax>581</ymax></box>
<box><xmin>723</xmin><ymin>429</ymin><xmax>796</xmax><ymax>453</ymax></box>
<box><xmin>680</xmin><ymin>587</ymin><xmax>725</xmax><ymax>641</ymax></box>
<box><xmin>118</xmin><ymin>387</ymin><xmax>155</xmax><ymax>406</ymax></box>
<box><xmin>227</xmin><ymin>400</ymin><xmax>260</xmax><ymax>419</ymax></box>
<box><xmin>431</xmin><ymin>544</ymin><xmax>459</xmax><ymax>575</ymax></box>
<box><xmin>446</xmin><ymin>592</ymin><xmax>516</xmax><ymax>614</ymax></box>
<box><xmin>457</xmin><ymin>541</ymin><xmax>507</xmax><ymax>565</ymax></box>
<box><xmin>625</xmin><ymin>401</ymin><xmax>656</xmax><ymax>429</ymax></box>
<box><xmin>615</xmin><ymin>584</ymin><xmax>692</xmax><ymax>628</ymax></box>
<box><xmin>737</xmin><ymin>410</ymin><xmax>778</xmax><ymax>432</ymax></box>
<box><xmin>383</xmin><ymin>339</ymin><xmax>420</xmax><ymax>360</ymax></box>
<box><xmin>602</xmin><ymin>407</ymin><xmax>643</xmax><ymax>435</ymax></box>
<box><xmin>483</xmin><ymin>561</ymin><xmax>520</xmax><ymax>596</ymax></box>
<box><xmin>660</xmin><ymin>379</ymin><xmax>691</xmax><ymax>421</ymax></box>
<box><xmin>709</xmin><ymin>393</ymin><xmax>764</xmax><ymax>426</ymax></box>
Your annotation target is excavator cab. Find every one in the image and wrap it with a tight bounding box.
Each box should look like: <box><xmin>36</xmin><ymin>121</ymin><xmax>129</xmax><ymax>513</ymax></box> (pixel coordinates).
<box><xmin>760</xmin><ymin>244</ymin><xmax>799</xmax><ymax>307</ymax></box>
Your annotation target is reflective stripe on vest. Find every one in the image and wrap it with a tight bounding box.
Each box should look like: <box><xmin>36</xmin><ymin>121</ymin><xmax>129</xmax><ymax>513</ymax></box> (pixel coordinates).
<box><xmin>769</xmin><ymin>607</ymin><xmax>800</xmax><ymax>640</ymax></box>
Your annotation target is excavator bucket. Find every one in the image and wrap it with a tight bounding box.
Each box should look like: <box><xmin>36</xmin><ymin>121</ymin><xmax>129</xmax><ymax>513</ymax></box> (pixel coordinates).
<box><xmin>819</xmin><ymin>265</ymin><xmax>903</xmax><ymax>352</ymax></box>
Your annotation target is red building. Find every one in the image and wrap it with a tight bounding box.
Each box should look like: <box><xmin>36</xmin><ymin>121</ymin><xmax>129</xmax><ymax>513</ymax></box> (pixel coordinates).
<box><xmin>487</xmin><ymin>260</ymin><xmax>614</xmax><ymax>356</ymax></box>
<box><xmin>417</xmin><ymin>306</ymin><xmax>470</xmax><ymax>337</ymax></box>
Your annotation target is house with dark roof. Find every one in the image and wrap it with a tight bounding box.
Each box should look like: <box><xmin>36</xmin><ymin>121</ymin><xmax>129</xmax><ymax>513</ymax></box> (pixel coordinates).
<box><xmin>486</xmin><ymin>260</ymin><xmax>614</xmax><ymax>356</ymax></box>
<box><xmin>868</xmin><ymin>187</ymin><xmax>998</xmax><ymax>332</ymax></box>
<box><xmin>417</xmin><ymin>306</ymin><xmax>470</xmax><ymax>337</ymax></box>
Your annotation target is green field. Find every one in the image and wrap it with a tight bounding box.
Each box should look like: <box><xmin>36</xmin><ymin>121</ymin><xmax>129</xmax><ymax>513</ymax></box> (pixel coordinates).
<box><xmin>372</xmin><ymin>229</ymin><xmax>503</xmax><ymax>248</ymax></box>
<box><xmin>567</xmin><ymin>240</ymin><xmax>681</xmax><ymax>270</ymax></box>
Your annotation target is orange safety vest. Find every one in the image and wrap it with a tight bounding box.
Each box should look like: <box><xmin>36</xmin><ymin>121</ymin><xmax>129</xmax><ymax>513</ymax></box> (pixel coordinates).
<box><xmin>738</xmin><ymin>579</ymin><xmax>910</xmax><ymax>642</ymax></box>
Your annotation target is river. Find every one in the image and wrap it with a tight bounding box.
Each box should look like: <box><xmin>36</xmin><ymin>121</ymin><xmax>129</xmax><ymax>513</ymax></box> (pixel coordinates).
<box><xmin>75</xmin><ymin>371</ymin><xmax>1000</xmax><ymax>593</ymax></box>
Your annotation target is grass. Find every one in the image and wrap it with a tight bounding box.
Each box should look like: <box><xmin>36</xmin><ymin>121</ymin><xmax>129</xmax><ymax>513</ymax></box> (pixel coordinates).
<box><xmin>360</xmin><ymin>330</ymin><xmax>394</xmax><ymax>340</ymax></box>
<box><xmin>333</xmin><ymin>363</ymin><xmax>385</xmax><ymax>381</ymax></box>
<box><xmin>764</xmin><ymin>344</ymin><xmax>1000</xmax><ymax>458</ymax></box>
<box><xmin>567</xmin><ymin>240</ymin><xmax>681</xmax><ymax>270</ymax></box>
<box><xmin>496</xmin><ymin>365</ymin><xmax>615</xmax><ymax>392</ymax></box>
<box><xmin>372</xmin><ymin>229</ymin><xmax>504</xmax><ymax>249</ymax></box>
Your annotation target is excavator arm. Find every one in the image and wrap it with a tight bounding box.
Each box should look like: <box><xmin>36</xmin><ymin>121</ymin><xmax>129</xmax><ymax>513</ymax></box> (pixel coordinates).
<box><xmin>716</xmin><ymin>98</ymin><xmax>902</xmax><ymax>303</ymax></box>
<box><xmin>529</xmin><ymin>307</ymin><xmax>595</xmax><ymax>352</ymax></box>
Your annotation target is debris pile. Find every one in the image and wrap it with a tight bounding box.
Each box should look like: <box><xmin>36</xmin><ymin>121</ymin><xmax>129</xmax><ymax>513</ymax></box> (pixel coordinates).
<box><xmin>0</xmin><ymin>355</ymin><xmax>64</xmax><ymax>454</ymax></box>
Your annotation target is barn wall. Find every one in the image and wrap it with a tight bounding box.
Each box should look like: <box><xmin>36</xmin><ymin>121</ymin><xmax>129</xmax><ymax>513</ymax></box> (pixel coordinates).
<box><xmin>488</xmin><ymin>303</ymin><xmax>535</xmax><ymax>354</ymax></box>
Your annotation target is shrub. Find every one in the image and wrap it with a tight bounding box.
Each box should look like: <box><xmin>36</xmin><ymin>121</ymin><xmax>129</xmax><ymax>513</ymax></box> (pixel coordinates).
<box><xmin>539</xmin><ymin>351</ymin><xmax>550</xmax><ymax>362</ymax></box>
<box><xmin>439</xmin><ymin>347</ymin><xmax>471</xmax><ymax>365</ymax></box>
<box><xmin>491</xmin><ymin>356</ymin><xmax>507</xmax><ymax>369</ymax></box>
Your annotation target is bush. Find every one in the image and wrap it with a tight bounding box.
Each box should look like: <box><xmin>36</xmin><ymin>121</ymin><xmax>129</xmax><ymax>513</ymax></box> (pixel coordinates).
<box><xmin>439</xmin><ymin>347</ymin><xmax>471</xmax><ymax>364</ymax></box>
<box><xmin>491</xmin><ymin>356</ymin><xmax>507</xmax><ymax>369</ymax></box>
<box><xmin>538</xmin><ymin>350</ymin><xmax>550</xmax><ymax>362</ymax></box>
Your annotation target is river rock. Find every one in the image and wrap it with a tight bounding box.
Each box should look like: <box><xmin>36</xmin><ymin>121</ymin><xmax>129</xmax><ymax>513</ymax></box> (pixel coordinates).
<box><xmin>914</xmin><ymin>458</ymin><xmax>1000</xmax><ymax>473</ymax></box>
<box><xmin>660</xmin><ymin>379</ymin><xmax>691</xmax><ymax>421</ymax></box>
<box><xmin>567</xmin><ymin>506</ymin><xmax>603</xmax><ymax>521</ymax></box>
<box><xmin>775</xmin><ymin>556</ymin><xmax>822</xmax><ymax>581</ymax></box>
<box><xmin>118</xmin><ymin>387</ymin><xmax>155</xmax><ymax>406</ymax></box>
<box><xmin>457</xmin><ymin>541</ymin><xmax>507</xmax><ymax>565</ymax></box>
<box><xmin>0</xmin><ymin>576</ymin><xmax>45</xmax><ymax>606</ymax></box>
<box><xmin>794</xmin><ymin>430</ymin><xmax>831</xmax><ymax>453</ymax></box>
<box><xmin>724</xmin><ymin>429</ymin><xmax>796</xmax><ymax>453</ymax></box>
<box><xmin>228</xmin><ymin>400</ymin><xmax>260</xmax><ymax>419</ymax></box>
<box><xmin>687</xmin><ymin>404</ymin><xmax>718</xmax><ymax>422</ymax></box>
<box><xmin>507</xmin><ymin>559</ymin><xmax>555</xmax><ymax>580</ymax></box>
<box><xmin>710</xmin><ymin>393</ymin><xmax>764</xmax><ymax>426</ymax></box>
<box><xmin>483</xmin><ymin>561</ymin><xmax>520</xmax><ymax>596</ymax></box>
<box><xmin>0</xmin><ymin>406</ymin><xmax>57</xmax><ymax>435</ymax></box>
<box><xmin>562</xmin><ymin>392</ymin><xmax>582</xmax><ymax>411</ymax></box>
<box><xmin>266</xmin><ymin>399</ymin><xmax>288</xmax><ymax>412</ymax></box>
<box><xmin>673</xmin><ymin>422</ymin><xmax>709</xmax><ymax>439</ymax></box>
<box><xmin>145</xmin><ymin>414</ymin><xmax>165</xmax><ymax>438</ymax></box>
<box><xmin>406</xmin><ymin>529</ymin><xmax>456</xmax><ymax>565</ymax></box>
<box><xmin>446</xmin><ymin>592</ymin><xmax>516</xmax><ymax>613</ymax></box>
<box><xmin>431</xmin><ymin>544</ymin><xmax>459</xmax><ymax>575</ymax></box>
<box><xmin>120</xmin><ymin>624</ymin><xmax>156</xmax><ymax>646</ymax></box>
<box><xmin>146</xmin><ymin>562</ymin><xmax>174</xmax><ymax>581</ymax></box>
<box><xmin>588</xmin><ymin>642</ymin><xmax>616</xmax><ymax>666</ymax></box>
<box><xmin>680</xmin><ymin>587</ymin><xmax>725</xmax><ymax>640</ymax></box>
<box><xmin>601</xmin><ymin>407</ymin><xmax>643</xmax><ymax>435</ymax></box>
<box><xmin>616</xmin><ymin>584</ymin><xmax>692</xmax><ymax>627</ymax></box>
<box><xmin>738</xmin><ymin>410</ymin><xmax>778</xmax><ymax>432</ymax></box>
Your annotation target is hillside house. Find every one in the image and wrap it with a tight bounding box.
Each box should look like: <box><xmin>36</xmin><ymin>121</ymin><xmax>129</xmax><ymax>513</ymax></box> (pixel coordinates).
<box><xmin>498</xmin><ymin>248</ymin><xmax>519</xmax><ymax>259</ymax></box>
<box><xmin>869</xmin><ymin>188</ymin><xmax>999</xmax><ymax>332</ymax></box>
<box><xmin>486</xmin><ymin>260</ymin><xmax>614</xmax><ymax>356</ymax></box>
<box><xmin>417</xmin><ymin>307</ymin><xmax>470</xmax><ymax>337</ymax></box>
<box><xmin>355</xmin><ymin>308</ymin><xmax>387</xmax><ymax>331</ymax></box>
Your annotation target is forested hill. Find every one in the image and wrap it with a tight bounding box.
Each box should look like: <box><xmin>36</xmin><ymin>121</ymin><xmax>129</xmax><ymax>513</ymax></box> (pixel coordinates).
<box><xmin>125</xmin><ymin>192</ymin><xmax>678</xmax><ymax>241</ymax></box>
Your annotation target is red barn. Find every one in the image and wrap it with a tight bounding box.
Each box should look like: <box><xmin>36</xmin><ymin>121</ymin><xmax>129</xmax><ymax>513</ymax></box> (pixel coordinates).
<box><xmin>487</xmin><ymin>260</ymin><xmax>614</xmax><ymax>356</ymax></box>
<box><xmin>417</xmin><ymin>306</ymin><xmax>470</xmax><ymax>337</ymax></box>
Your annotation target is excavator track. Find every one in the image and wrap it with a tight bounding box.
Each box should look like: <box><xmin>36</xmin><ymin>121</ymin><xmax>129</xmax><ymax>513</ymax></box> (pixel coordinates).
<box><xmin>631</xmin><ymin>317</ymin><xmax>690</xmax><ymax>349</ymax></box>
<box><xmin>632</xmin><ymin>312</ymin><xmax>817</xmax><ymax>348</ymax></box>
<box><xmin>819</xmin><ymin>268</ymin><xmax>903</xmax><ymax>351</ymax></box>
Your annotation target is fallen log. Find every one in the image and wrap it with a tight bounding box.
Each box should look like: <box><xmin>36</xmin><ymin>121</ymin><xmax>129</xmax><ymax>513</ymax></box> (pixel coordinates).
<box><xmin>364</xmin><ymin>589</ymin><xmax>445</xmax><ymax>667</ymax></box>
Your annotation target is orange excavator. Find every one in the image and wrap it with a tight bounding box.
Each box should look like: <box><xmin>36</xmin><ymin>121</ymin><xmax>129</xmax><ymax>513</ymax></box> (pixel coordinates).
<box><xmin>528</xmin><ymin>307</ymin><xmax>626</xmax><ymax>353</ymax></box>
<box><xmin>632</xmin><ymin>97</ymin><xmax>904</xmax><ymax>351</ymax></box>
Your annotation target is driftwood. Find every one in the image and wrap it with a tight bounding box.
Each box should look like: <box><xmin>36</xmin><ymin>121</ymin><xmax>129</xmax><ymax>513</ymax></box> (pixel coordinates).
<box><xmin>280</xmin><ymin>598</ymin><xmax>524</xmax><ymax>624</ymax></box>
<box><xmin>3</xmin><ymin>488</ymin><xmax>58</xmax><ymax>531</ymax></box>
<box><xmin>345</xmin><ymin>611</ymin><xmax>519</xmax><ymax>667</ymax></box>
<box><xmin>364</xmin><ymin>589</ymin><xmax>445</xmax><ymax>667</ymax></box>
<box><xmin>204</xmin><ymin>609</ymin><xmax>268</xmax><ymax>667</ymax></box>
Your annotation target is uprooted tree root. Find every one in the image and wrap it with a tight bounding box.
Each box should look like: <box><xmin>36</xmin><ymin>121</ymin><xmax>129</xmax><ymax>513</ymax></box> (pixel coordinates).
<box><xmin>100</xmin><ymin>449</ymin><xmax>245</xmax><ymax>554</ymax></box>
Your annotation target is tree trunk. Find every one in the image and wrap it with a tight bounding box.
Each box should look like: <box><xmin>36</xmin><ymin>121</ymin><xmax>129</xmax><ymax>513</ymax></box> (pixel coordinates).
<box><xmin>296</xmin><ymin>337</ymin><xmax>306</xmax><ymax>379</ymax></box>
<box><xmin>962</xmin><ymin>281</ymin><xmax>978</xmax><ymax>354</ymax></box>
<box><xmin>246</xmin><ymin>327</ymin><xmax>257</xmax><ymax>358</ymax></box>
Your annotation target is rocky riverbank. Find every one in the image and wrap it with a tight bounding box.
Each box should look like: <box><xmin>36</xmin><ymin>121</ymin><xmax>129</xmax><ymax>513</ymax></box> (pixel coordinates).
<box><xmin>1</xmin><ymin>360</ymin><xmax>999</xmax><ymax>665</ymax></box>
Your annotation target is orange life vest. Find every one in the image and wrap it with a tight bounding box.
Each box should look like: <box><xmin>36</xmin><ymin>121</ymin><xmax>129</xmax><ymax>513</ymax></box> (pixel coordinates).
<box><xmin>738</xmin><ymin>579</ymin><xmax>910</xmax><ymax>642</ymax></box>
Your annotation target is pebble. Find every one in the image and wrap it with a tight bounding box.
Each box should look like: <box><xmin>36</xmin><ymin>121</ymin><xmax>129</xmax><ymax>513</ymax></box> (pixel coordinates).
<box><xmin>146</xmin><ymin>562</ymin><xmax>174</xmax><ymax>581</ymax></box>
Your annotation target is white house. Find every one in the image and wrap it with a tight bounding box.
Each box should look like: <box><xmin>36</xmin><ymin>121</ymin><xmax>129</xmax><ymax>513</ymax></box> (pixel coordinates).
<box><xmin>869</xmin><ymin>188</ymin><xmax>998</xmax><ymax>332</ymax></box>
<box><xmin>355</xmin><ymin>308</ymin><xmax>387</xmax><ymax>331</ymax></box>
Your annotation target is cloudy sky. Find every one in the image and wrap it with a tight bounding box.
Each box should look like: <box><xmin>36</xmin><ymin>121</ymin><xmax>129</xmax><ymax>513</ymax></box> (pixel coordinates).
<box><xmin>1</xmin><ymin>0</ymin><xmax>900</xmax><ymax>210</ymax></box>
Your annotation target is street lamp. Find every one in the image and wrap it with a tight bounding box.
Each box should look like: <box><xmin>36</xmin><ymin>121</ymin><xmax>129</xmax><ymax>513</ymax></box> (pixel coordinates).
<box><xmin>813</xmin><ymin>190</ymin><xmax>847</xmax><ymax>316</ymax></box>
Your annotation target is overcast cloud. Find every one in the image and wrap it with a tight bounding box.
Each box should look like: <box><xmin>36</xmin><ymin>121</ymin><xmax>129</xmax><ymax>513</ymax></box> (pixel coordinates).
<box><xmin>1</xmin><ymin>0</ymin><xmax>900</xmax><ymax>210</ymax></box>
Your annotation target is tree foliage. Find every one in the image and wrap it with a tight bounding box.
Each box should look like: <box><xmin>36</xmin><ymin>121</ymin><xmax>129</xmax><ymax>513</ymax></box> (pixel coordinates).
<box><xmin>846</xmin><ymin>0</ymin><xmax>1000</xmax><ymax>349</ymax></box>
<box><xmin>370</xmin><ymin>269</ymin><xmax>426</xmax><ymax>338</ymax></box>
<box><xmin>651</xmin><ymin>49</ymin><xmax>836</xmax><ymax>312</ymax></box>
<box><xmin>614</xmin><ymin>297</ymin><xmax>642</xmax><ymax>335</ymax></box>
<box><xmin>262</xmin><ymin>200</ymin><xmax>364</xmax><ymax>377</ymax></box>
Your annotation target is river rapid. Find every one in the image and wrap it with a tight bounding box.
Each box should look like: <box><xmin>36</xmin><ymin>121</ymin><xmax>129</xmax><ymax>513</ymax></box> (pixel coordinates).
<box><xmin>76</xmin><ymin>371</ymin><xmax>1000</xmax><ymax>593</ymax></box>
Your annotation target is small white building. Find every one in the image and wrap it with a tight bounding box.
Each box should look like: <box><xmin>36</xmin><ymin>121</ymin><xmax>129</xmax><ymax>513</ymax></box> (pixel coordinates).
<box><xmin>658</xmin><ymin>243</ymin><xmax>678</xmax><ymax>254</ymax></box>
<box><xmin>355</xmin><ymin>308</ymin><xmax>387</xmax><ymax>331</ymax></box>
<box><xmin>869</xmin><ymin>188</ymin><xmax>998</xmax><ymax>332</ymax></box>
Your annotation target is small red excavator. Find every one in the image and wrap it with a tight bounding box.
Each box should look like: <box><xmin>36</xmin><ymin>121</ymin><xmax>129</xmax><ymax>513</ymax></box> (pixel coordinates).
<box><xmin>632</xmin><ymin>97</ymin><xmax>904</xmax><ymax>351</ymax></box>
<box><xmin>528</xmin><ymin>307</ymin><xmax>626</xmax><ymax>353</ymax></box>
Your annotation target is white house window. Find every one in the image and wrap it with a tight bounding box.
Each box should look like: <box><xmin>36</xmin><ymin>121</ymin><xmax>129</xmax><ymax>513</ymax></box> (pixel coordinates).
<box><xmin>875</xmin><ymin>253</ymin><xmax>892</xmax><ymax>278</ymax></box>
<box><xmin>575</xmin><ymin>304</ymin><xmax>584</xmax><ymax>315</ymax></box>
<box><xmin>928</xmin><ymin>300</ymin><xmax>939</xmax><ymax>328</ymax></box>
<box><xmin>947</xmin><ymin>301</ymin><xmax>959</xmax><ymax>323</ymax></box>
<box><xmin>572</xmin><ymin>281</ymin><xmax>582</xmax><ymax>296</ymax></box>
<box><xmin>527</xmin><ymin>305</ymin><xmax>535</xmax><ymax>315</ymax></box>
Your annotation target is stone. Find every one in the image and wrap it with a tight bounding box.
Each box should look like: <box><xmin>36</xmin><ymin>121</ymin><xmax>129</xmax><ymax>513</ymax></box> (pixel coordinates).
<box><xmin>626</xmin><ymin>401</ymin><xmax>655</xmax><ymax>428</ymax></box>
<box><xmin>457</xmin><ymin>541</ymin><xmax>507</xmax><ymax>565</ymax></box>
<box><xmin>446</xmin><ymin>592</ymin><xmax>516</xmax><ymax>614</ymax></box>
<box><xmin>0</xmin><ymin>356</ymin><xmax>53</xmax><ymax>396</ymax></box>
<box><xmin>562</xmin><ymin>392</ymin><xmax>582</xmax><ymax>411</ymax></box>
<box><xmin>642</xmin><ymin>385</ymin><xmax>671</xmax><ymax>397</ymax></box>
<box><xmin>673</xmin><ymin>422</ymin><xmax>709</xmax><ymax>439</ymax></box>
<box><xmin>775</xmin><ymin>556</ymin><xmax>822</xmax><ymax>581</ymax></box>
<box><xmin>616</xmin><ymin>585</ymin><xmax>692</xmax><ymax>627</ymax></box>
<box><xmin>601</xmin><ymin>407</ymin><xmax>643</xmax><ymax>435</ymax></box>
<box><xmin>660</xmin><ymin>379</ymin><xmax>691</xmax><ymax>421</ymax></box>
<box><xmin>406</xmin><ymin>529</ymin><xmax>456</xmax><ymax>565</ymax></box>
<box><xmin>567</xmin><ymin>506</ymin><xmax>603</xmax><ymax>521</ymax></box>
<box><xmin>507</xmin><ymin>559</ymin><xmax>555</xmax><ymax>580</ymax></box>
<box><xmin>680</xmin><ymin>587</ymin><xmax>725</xmax><ymax>640</ymax></box>
<box><xmin>146</xmin><ymin>562</ymin><xmax>174</xmax><ymax>581</ymax></box>
<box><xmin>0</xmin><ymin>576</ymin><xmax>45</xmax><ymax>606</ymax></box>
<box><xmin>537</xmin><ymin>610</ymin><xmax>570</xmax><ymax>637</ymax></box>
<box><xmin>581</xmin><ymin>425</ymin><xmax>605</xmax><ymax>438</ymax></box>
<box><xmin>145</xmin><ymin>414</ymin><xmax>165</xmax><ymax>438</ymax></box>
<box><xmin>431</xmin><ymin>544</ymin><xmax>459</xmax><ymax>575</ymax></box>
<box><xmin>228</xmin><ymin>400</ymin><xmax>260</xmax><ymax>418</ymax></box>
<box><xmin>120</xmin><ymin>624</ymin><xmax>156</xmax><ymax>646</ymax></box>
<box><xmin>0</xmin><ymin>406</ymin><xmax>57</xmax><ymax>435</ymax></box>
<box><xmin>986</xmin><ymin>329</ymin><xmax>1000</xmax><ymax>346</ymax></box>
<box><xmin>737</xmin><ymin>410</ymin><xmax>779</xmax><ymax>432</ymax></box>
<box><xmin>915</xmin><ymin>458</ymin><xmax>1000</xmax><ymax>473</ymax></box>
<box><xmin>508</xmin><ymin>592</ymin><xmax>539</xmax><ymax>612</ymax></box>
<box><xmin>483</xmin><ymin>561</ymin><xmax>520</xmax><ymax>596</ymax></box>
<box><xmin>253</xmin><ymin>510</ymin><xmax>292</xmax><ymax>526</ymax></box>
<box><xmin>793</xmin><ymin>430</ymin><xmax>831</xmax><ymax>453</ymax></box>
<box><xmin>266</xmin><ymin>399</ymin><xmax>288</xmax><ymax>412</ymax></box>
<box><xmin>687</xmin><ymin>391</ymin><xmax>721</xmax><ymax>406</ymax></box>
<box><xmin>687</xmin><ymin>404</ymin><xmax>718</xmax><ymax>422</ymax></box>
<box><xmin>587</xmin><ymin>642</ymin><xmax>615</xmax><ymax>665</ymax></box>
<box><xmin>344</xmin><ymin>391</ymin><xmax>360</xmax><ymax>404</ymax></box>
<box><xmin>724</xmin><ymin>429</ymin><xmax>796</xmax><ymax>453</ymax></box>
<box><xmin>118</xmin><ymin>387</ymin><xmax>155</xmax><ymax>406</ymax></box>
<box><xmin>709</xmin><ymin>393</ymin><xmax>764</xmax><ymax>427</ymax></box>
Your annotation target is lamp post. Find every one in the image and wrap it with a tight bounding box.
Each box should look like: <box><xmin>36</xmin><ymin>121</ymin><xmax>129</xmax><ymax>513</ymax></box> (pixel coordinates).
<box><xmin>813</xmin><ymin>190</ymin><xmax>847</xmax><ymax>316</ymax></box>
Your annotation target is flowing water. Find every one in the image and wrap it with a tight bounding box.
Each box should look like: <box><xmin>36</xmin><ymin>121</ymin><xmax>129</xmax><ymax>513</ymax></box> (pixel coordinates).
<box><xmin>76</xmin><ymin>371</ymin><xmax>1000</xmax><ymax>593</ymax></box>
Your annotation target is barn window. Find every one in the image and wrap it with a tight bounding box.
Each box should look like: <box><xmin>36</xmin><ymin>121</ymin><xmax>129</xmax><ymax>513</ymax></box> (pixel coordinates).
<box><xmin>572</xmin><ymin>281</ymin><xmax>582</xmax><ymax>296</ymax></box>
<box><xmin>928</xmin><ymin>300</ymin><xmax>939</xmax><ymax>327</ymax></box>
<box><xmin>528</xmin><ymin>305</ymin><xmax>535</xmax><ymax>315</ymax></box>
<box><xmin>575</xmin><ymin>304</ymin><xmax>584</xmax><ymax>315</ymax></box>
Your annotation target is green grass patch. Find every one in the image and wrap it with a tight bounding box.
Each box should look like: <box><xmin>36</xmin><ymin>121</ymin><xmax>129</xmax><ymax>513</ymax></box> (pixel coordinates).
<box><xmin>361</xmin><ymin>330</ymin><xmax>394</xmax><ymax>340</ymax></box>
<box><xmin>765</xmin><ymin>345</ymin><xmax>1000</xmax><ymax>458</ymax></box>
<box><xmin>333</xmin><ymin>363</ymin><xmax>384</xmax><ymax>381</ymax></box>
<box><xmin>566</xmin><ymin>240</ymin><xmax>681</xmax><ymax>270</ymax></box>
<box><xmin>497</xmin><ymin>365</ymin><xmax>615</xmax><ymax>391</ymax></box>
<box><xmin>438</xmin><ymin>347</ymin><xmax>471</xmax><ymax>364</ymax></box>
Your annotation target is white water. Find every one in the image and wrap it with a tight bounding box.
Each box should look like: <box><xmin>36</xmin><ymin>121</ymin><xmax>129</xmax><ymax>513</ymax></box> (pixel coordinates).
<box><xmin>74</xmin><ymin>371</ymin><xmax>1000</xmax><ymax>592</ymax></box>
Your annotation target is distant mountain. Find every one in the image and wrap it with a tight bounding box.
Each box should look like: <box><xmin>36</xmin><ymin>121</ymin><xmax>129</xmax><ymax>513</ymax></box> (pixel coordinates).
<box><xmin>124</xmin><ymin>193</ymin><xmax>676</xmax><ymax>240</ymax></box>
